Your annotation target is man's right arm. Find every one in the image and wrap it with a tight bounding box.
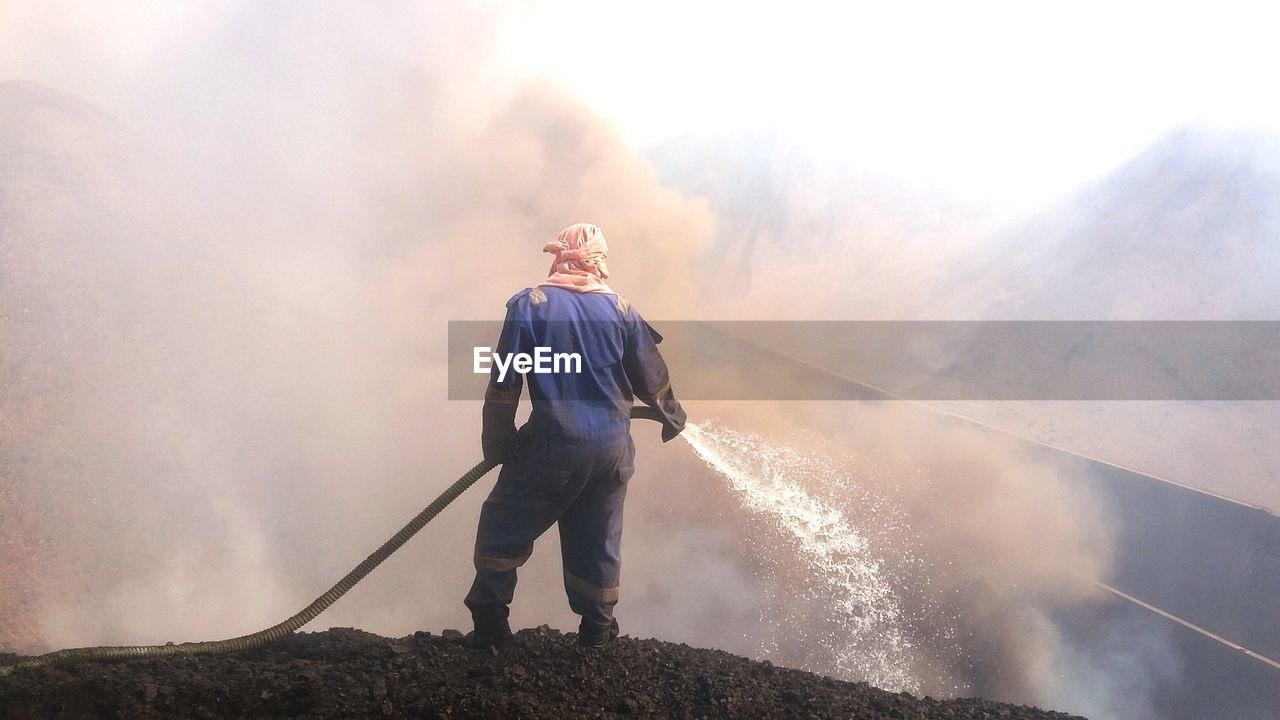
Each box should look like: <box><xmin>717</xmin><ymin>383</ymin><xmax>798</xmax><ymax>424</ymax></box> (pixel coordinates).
<box><xmin>481</xmin><ymin>300</ymin><xmax>528</xmax><ymax>463</ymax></box>
<box><xmin>622</xmin><ymin>309</ymin><xmax>686</xmax><ymax>441</ymax></box>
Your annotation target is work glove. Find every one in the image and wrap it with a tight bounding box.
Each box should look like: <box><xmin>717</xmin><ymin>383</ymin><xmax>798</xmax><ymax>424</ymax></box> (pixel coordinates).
<box><xmin>481</xmin><ymin>391</ymin><xmax>521</xmax><ymax>464</ymax></box>
<box><xmin>482</xmin><ymin>423</ymin><xmax>528</xmax><ymax>465</ymax></box>
<box><xmin>658</xmin><ymin>396</ymin><xmax>688</xmax><ymax>443</ymax></box>
<box><xmin>482</xmin><ymin>427</ymin><xmax>515</xmax><ymax>465</ymax></box>
<box><xmin>661</xmin><ymin>421</ymin><xmax>684</xmax><ymax>443</ymax></box>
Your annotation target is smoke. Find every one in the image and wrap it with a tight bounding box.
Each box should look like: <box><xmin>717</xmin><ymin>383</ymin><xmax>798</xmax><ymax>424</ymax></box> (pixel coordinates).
<box><xmin>0</xmin><ymin>1</ymin><xmax>711</xmax><ymax>653</ymax></box>
<box><xmin>1046</xmin><ymin>601</ymin><xmax>1183</xmax><ymax>720</ymax></box>
<box><xmin>2</xmin><ymin>2</ymin><xmax>1129</xmax><ymax>714</ymax></box>
<box><xmin>654</xmin><ymin>402</ymin><xmax>1115</xmax><ymax>705</ymax></box>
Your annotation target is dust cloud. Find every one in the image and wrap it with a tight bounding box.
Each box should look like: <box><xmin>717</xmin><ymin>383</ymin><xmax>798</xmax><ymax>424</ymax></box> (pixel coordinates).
<box><xmin>0</xmin><ymin>1</ymin><xmax>711</xmax><ymax>654</ymax></box>
<box><xmin>2</xmin><ymin>1</ymin><xmax>1120</xmax><ymax>712</ymax></box>
<box><xmin>649</xmin><ymin>402</ymin><xmax>1114</xmax><ymax>704</ymax></box>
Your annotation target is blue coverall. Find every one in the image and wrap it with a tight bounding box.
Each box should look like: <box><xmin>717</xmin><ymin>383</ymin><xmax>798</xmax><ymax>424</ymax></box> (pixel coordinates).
<box><xmin>465</xmin><ymin>285</ymin><xmax>685</xmax><ymax>633</ymax></box>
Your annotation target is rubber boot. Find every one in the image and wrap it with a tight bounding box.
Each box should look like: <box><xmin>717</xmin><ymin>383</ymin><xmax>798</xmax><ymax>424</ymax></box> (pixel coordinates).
<box><xmin>576</xmin><ymin>617</ymin><xmax>619</xmax><ymax>648</ymax></box>
<box><xmin>465</xmin><ymin>607</ymin><xmax>512</xmax><ymax>650</ymax></box>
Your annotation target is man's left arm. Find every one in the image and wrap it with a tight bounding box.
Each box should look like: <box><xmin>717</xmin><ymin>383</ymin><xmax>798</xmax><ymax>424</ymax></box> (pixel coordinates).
<box><xmin>622</xmin><ymin>309</ymin><xmax>686</xmax><ymax>442</ymax></box>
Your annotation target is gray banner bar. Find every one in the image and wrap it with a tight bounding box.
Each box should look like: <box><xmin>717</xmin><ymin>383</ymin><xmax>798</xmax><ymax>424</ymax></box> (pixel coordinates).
<box><xmin>448</xmin><ymin>321</ymin><xmax>1280</xmax><ymax>400</ymax></box>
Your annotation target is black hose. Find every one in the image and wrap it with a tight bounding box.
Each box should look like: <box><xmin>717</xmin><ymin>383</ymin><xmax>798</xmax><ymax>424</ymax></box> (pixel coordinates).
<box><xmin>1</xmin><ymin>406</ymin><xmax>664</xmax><ymax>675</ymax></box>
<box><xmin>627</xmin><ymin>405</ymin><xmax>663</xmax><ymax>424</ymax></box>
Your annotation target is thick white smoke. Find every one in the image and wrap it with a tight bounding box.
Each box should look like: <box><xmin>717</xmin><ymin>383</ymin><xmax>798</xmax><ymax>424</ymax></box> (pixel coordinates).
<box><xmin>2</xmin><ymin>3</ymin><xmax>1136</xmax><ymax>713</ymax></box>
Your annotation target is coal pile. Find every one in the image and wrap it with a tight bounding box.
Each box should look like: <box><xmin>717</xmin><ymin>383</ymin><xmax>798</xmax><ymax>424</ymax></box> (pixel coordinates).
<box><xmin>0</xmin><ymin>627</ymin><xmax>1086</xmax><ymax>719</ymax></box>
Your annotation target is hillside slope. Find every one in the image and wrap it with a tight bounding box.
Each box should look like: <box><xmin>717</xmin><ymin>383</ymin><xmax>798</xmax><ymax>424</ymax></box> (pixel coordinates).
<box><xmin>0</xmin><ymin>627</ymin><xmax>1086</xmax><ymax>719</ymax></box>
<box><xmin>948</xmin><ymin>125</ymin><xmax>1280</xmax><ymax>320</ymax></box>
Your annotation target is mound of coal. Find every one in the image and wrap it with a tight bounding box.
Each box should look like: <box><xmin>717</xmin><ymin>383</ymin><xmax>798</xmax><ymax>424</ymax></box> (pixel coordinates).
<box><xmin>0</xmin><ymin>627</ymin><xmax>1085</xmax><ymax>719</ymax></box>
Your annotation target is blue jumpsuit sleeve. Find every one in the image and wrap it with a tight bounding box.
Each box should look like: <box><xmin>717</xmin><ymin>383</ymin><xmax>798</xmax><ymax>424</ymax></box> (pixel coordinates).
<box><xmin>481</xmin><ymin>294</ymin><xmax>532</xmax><ymax>463</ymax></box>
<box><xmin>622</xmin><ymin>307</ymin><xmax>686</xmax><ymax>441</ymax></box>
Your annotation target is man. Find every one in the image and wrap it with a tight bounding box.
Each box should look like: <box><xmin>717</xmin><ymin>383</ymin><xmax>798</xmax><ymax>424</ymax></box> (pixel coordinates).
<box><xmin>464</xmin><ymin>222</ymin><xmax>686</xmax><ymax>649</ymax></box>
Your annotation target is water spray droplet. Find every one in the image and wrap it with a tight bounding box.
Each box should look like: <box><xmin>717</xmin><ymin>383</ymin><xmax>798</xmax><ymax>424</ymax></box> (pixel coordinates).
<box><xmin>681</xmin><ymin>421</ymin><xmax>920</xmax><ymax>692</ymax></box>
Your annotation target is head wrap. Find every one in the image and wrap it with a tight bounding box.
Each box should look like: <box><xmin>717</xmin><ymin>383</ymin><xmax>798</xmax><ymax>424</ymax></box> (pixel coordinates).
<box><xmin>538</xmin><ymin>223</ymin><xmax>614</xmax><ymax>294</ymax></box>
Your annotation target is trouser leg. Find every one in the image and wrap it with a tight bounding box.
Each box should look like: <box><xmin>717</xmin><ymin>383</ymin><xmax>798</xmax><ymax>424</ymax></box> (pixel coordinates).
<box><xmin>558</xmin><ymin>436</ymin><xmax>634</xmax><ymax>630</ymax></box>
<box><xmin>464</xmin><ymin>457</ymin><xmax>566</xmax><ymax>615</ymax></box>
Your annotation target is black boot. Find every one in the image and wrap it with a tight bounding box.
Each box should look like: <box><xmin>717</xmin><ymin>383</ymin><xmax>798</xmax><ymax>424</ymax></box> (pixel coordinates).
<box><xmin>466</xmin><ymin>607</ymin><xmax>512</xmax><ymax>650</ymax></box>
<box><xmin>576</xmin><ymin>617</ymin><xmax>619</xmax><ymax>648</ymax></box>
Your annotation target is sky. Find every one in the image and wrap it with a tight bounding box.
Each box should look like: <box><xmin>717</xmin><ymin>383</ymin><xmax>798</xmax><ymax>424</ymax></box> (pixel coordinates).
<box><xmin>499</xmin><ymin>0</ymin><xmax>1280</xmax><ymax>208</ymax></box>
<box><xmin>4</xmin><ymin>1</ymin><xmax>1277</xmax><ymax>208</ymax></box>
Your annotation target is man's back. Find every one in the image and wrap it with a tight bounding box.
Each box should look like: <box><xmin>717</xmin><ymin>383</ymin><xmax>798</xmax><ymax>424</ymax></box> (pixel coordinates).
<box><xmin>486</xmin><ymin>285</ymin><xmax>682</xmax><ymax>446</ymax></box>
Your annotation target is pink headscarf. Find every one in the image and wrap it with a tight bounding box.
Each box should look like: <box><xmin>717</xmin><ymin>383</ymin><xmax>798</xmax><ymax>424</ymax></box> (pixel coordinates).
<box><xmin>538</xmin><ymin>223</ymin><xmax>614</xmax><ymax>294</ymax></box>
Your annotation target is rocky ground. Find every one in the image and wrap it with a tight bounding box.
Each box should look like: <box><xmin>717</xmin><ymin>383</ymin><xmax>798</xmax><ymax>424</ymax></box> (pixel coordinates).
<box><xmin>0</xmin><ymin>627</ymin><xmax>1086</xmax><ymax>719</ymax></box>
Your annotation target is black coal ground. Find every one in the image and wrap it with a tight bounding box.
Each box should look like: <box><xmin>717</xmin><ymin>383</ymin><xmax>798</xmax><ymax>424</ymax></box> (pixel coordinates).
<box><xmin>0</xmin><ymin>627</ymin><xmax>1087</xmax><ymax>719</ymax></box>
